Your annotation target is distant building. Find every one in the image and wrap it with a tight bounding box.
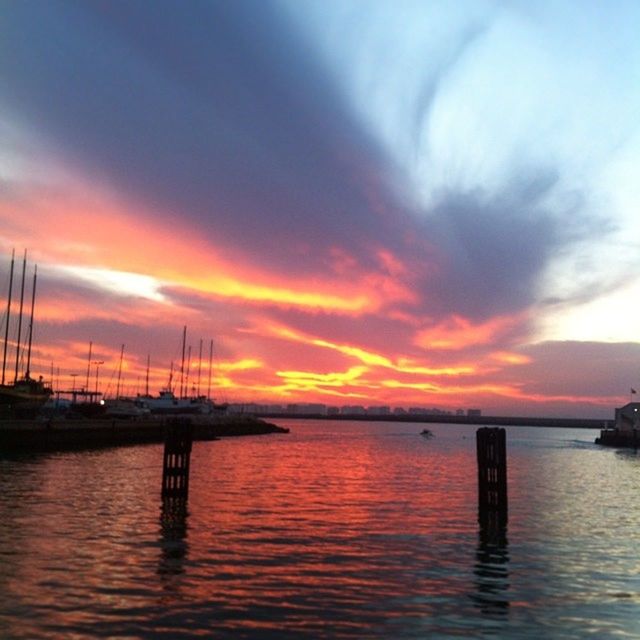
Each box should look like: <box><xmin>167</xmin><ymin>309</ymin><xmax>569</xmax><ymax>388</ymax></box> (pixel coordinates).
<box><xmin>467</xmin><ymin>409</ymin><xmax>482</xmax><ymax>417</ymax></box>
<box><xmin>286</xmin><ymin>403</ymin><xmax>327</xmax><ymax>415</ymax></box>
<box><xmin>456</xmin><ymin>409</ymin><xmax>465</xmax><ymax>416</ymax></box>
<box><xmin>615</xmin><ymin>402</ymin><xmax>640</xmax><ymax>431</ymax></box>
<box><xmin>393</xmin><ymin>407</ymin><xmax>407</xmax><ymax>415</ymax></box>
<box><xmin>227</xmin><ymin>403</ymin><xmax>262</xmax><ymax>414</ymax></box>
<box><xmin>367</xmin><ymin>406</ymin><xmax>390</xmax><ymax>416</ymax></box>
<box><xmin>342</xmin><ymin>405</ymin><xmax>366</xmax><ymax>415</ymax></box>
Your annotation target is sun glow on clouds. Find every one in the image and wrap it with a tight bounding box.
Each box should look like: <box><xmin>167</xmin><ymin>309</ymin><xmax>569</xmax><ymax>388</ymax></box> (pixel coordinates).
<box><xmin>254</xmin><ymin>321</ymin><xmax>476</xmax><ymax>376</ymax></box>
<box><xmin>228</xmin><ymin>316</ymin><xmax>605</xmax><ymax>410</ymax></box>
<box><xmin>277</xmin><ymin>366</ymin><xmax>370</xmax><ymax>388</ymax></box>
<box><xmin>194</xmin><ymin>274</ymin><xmax>374</xmax><ymax>313</ymax></box>
<box><xmin>1</xmin><ymin>179</ymin><xmax>392</xmax><ymax>315</ymax></box>
<box><xmin>56</xmin><ymin>266</ymin><xmax>166</xmax><ymax>302</ymax></box>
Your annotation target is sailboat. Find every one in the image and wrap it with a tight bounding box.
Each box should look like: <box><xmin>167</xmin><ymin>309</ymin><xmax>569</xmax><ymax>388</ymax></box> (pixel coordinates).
<box><xmin>0</xmin><ymin>250</ymin><xmax>52</xmax><ymax>416</ymax></box>
<box><xmin>140</xmin><ymin>328</ymin><xmax>225</xmax><ymax>416</ymax></box>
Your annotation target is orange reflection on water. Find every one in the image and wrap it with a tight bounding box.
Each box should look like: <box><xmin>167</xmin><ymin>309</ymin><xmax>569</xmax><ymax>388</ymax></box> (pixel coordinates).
<box><xmin>177</xmin><ymin>426</ymin><xmax>481</xmax><ymax>611</ymax></box>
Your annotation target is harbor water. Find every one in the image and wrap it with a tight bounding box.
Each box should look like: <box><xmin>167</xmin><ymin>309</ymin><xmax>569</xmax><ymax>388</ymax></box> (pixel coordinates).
<box><xmin>1</xmin><ymin>420</ymin><xmax>639</xmax><ymax>638</ymax></box>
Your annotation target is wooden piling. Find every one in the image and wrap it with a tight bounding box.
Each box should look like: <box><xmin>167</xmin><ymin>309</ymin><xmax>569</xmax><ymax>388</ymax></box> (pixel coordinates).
<box><xmin>476</xmin><ymin>427</ymin><xmax>508</xmax><ymax>512</ymax></box>
<box><xmin>161</xmin><ymin>419</ymin><xmax>194</xmax><ymax>506</ymax></box>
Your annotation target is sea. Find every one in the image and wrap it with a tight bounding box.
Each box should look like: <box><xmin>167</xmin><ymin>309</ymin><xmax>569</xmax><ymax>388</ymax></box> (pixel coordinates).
<box><xmin>1</xmin><ymin>419</ymin><xmax>639</xmax><ymax>639</ymax></box>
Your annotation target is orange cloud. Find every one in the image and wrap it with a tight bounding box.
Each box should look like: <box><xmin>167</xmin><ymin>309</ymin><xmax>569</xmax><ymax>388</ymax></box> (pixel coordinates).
<box><xmin>414</xmin><ymin>314</ymin><xmax>522</xmax><ymax>350</ymax></box>
<box><xmin>1</xmin><ymin>181</ymin><xmax>409</xmax><ymax>316</ymax></box>
<box><xmin>490</xmin><ymin>351</ymin><xmax>532</xmax><ymax>365</ymax></box>
<box><xmin>253</xmin><ymin>320</ymin><xmax>476</xmax><ymax>376</ymax></box>
<box><xmin>276</xmin><ymin>366</ymin><xmax>370</xmax><ymax>388</ymax></box>
<box><xmin>217</xmin><ymin>359</ymin><xmax>263</xmax><ymax>372</ymax></box>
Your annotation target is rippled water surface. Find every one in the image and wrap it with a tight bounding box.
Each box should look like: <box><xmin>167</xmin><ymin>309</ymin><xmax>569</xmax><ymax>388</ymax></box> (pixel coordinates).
<box><xmin>1</xmin><ymin>420</ymin><xmax>640</xmax><ymax>638</ymax></box>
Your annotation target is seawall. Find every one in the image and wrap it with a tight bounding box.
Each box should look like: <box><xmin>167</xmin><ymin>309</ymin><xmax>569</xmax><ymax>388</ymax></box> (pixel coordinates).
<box><xmin>0</xmin><ymin>415</ymin><xmax>288</xmax><ymax>453</ymax></box>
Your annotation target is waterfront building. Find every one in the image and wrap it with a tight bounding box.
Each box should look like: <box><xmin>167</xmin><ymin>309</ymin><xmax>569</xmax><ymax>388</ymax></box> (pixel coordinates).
<box><xmin>614</xmin><ymin>402</ymin><xmax>640</xmax><ymax>431</ymax></box>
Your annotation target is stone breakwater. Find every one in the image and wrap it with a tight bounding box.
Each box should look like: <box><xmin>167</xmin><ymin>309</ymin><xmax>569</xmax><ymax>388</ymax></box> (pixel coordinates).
<box><xmin>0</xmin><ymin>415</ymin><xmax>289</xmax><ymax>453</ymax></box>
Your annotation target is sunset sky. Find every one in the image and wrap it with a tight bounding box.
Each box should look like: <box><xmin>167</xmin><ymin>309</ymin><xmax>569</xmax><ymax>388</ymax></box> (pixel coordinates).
<box><xmin>1</xmin><ymin>0</ymin><xmax>639</xmax><ymax>417</ymax></box>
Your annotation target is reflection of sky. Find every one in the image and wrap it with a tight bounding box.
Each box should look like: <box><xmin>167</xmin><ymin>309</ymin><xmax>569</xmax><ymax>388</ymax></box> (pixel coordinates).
<box><xmin>1</xmin><ymin>1</ymin><xmax>639</xmax><ymax>416</ymax></box>
<box><xmin>2</xmin><ymin>423</ymin><xmax>640</xmax><ymax>636</ymax></box>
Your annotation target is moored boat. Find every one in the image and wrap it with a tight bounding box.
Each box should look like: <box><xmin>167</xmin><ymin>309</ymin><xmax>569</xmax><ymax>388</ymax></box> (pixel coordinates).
<box><xmin>104</xmin><ymin>397</ymin><xmax>151</xmax><ymax>419</ymax></box>
<box><xmin>1</xmin><ymin>250</ymin><xmax>52</xmax><ymax>417</ymax></box>
<box><xmin>0</xmin><ymin>376</ymin><xmax>53</xmax><ymax>417</ymax></box>
<box><xmin>138</xmin><ymin>389</ymin><xmax>219</xmax><ymax>415</ymax></box>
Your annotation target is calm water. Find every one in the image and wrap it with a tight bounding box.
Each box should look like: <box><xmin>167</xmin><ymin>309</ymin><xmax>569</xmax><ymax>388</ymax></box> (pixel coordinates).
<box><xmin>1</xmin><ymin>420</ymin><xmax>639</xmax><ymax>639</ymax></box>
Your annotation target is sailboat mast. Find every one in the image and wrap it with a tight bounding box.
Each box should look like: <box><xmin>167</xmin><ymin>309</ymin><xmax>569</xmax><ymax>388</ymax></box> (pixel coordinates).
<box><xmin>145</xmin><ymin>354</ymin><xmax>150</xmax><ymax>396</ymax></box>
<box><xmin>85</xmin><ymin>341</ymin><xmax>93</xmax><ymax>393</ymax></box>
<box><xmin>13</xmin><ymin>250</ymin><xmax>26</xmax><ymax>382</ymax></box>
<box><xmin>208</xmin><ymin>339</ymin><xmax>213</xmax><ymax>400</ymax></box>
<box><xmin>116</xmin><ymin>343</ymin><xmax>125</xmax><ymax>398</ymax></box>
<box><xmin>197</xmin><ymin>338</ymin><xmax>203</xmax><ymax>397</ymax></box>
<box><xmin>25</xmin><ymin>264</ymin><xmax>38</xmax><ymax>379</ymax></box>
<box><xmin>185</xmin><ymin>345</ymin><xmax>192</xmax><ymax>398</ymax></box>
<box><xmin>179</xmin><ymin>325</ymin><xmax>186</xmax><ymax>399</ymax></box>
<box><xmin>2</xmin><ymin>249</ymin><xmax>15</xmax><ymax>385</ymax></box>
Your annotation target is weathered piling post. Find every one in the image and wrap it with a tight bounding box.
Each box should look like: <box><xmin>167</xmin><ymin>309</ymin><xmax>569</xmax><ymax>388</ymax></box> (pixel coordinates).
<box><xmin>161</xmin><ymin>418</ymin><xmax>194</xmax><ymax>509</ymax></box>
<box><xmin>476</xmin><ymin>427</ymin><xmax>508</xmax><ymax>513</ymax></box>
<box><xmin>159</xmin><ymin>419</ymin><xmax>192</xmax><ymax>578</ymax></box>
<box><xmin>472</xmin><ymin>428</ymin><xmax>510</xmax><ymax>613</ymax></box>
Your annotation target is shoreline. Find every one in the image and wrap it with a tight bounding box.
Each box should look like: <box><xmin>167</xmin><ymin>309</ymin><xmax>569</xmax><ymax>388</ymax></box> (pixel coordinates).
<box><xmin>256</xmin><ymin>412</ymin><xmax>608</xmax><ymax>429</ymax></box>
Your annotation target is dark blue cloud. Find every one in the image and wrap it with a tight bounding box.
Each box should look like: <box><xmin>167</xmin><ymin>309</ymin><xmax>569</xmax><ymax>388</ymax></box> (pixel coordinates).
<box><xmin>1</xmin><ymin>0</ymin><xmax>400</xmax><ymax>272</ymax></box>
<box><xmin>1</xmin><ymin>0</ymin><xmax>605</xmax><ymax>326</ymax></box>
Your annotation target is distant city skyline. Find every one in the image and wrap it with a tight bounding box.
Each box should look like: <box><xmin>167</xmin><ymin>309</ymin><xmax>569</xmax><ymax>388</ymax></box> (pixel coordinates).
<box><xmin>1</xmin><ymin>1</ymin><xmax>639</xmax><ymax>418</ymax></box>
